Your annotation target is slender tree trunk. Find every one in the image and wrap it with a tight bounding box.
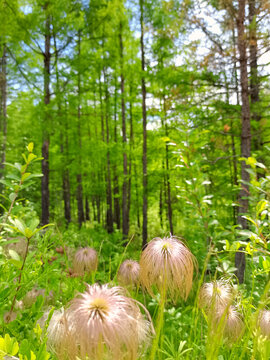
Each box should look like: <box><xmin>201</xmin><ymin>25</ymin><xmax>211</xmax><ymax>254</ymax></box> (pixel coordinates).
<box><xmin>235</xmin><ymin>0</ymin><xmax>251</xmax><ymax>283</ymax></box>
<box><xmin>119</xmin><ymin>23</ymin><xmax>129</xmax><ymax>240</ymax></box>
<box><xmin>0</xmin><ymin>43</ymin><xmax>7</xmax><ymax>183</ymax></box>
<box><xmin>85</xmin><ymin>197</ymin><xmax>90</xmax><ymax>221</ymax></box>
<box><xmin>159</xmin><ymin>185</ymin><xmax>163</xmax><ymax>229</ymax></box>
<box><xmin>140</xmin><ymin>0</ymin><xmax>148</xmax><ymax>248</ymax></box>
<box><xmin>104</xmin><ymin>68</ymin><xmax>113</xmax><ymax>233</ymax></box>
<box><xmin>127</xmin><ymin>84</ymin><xmax>134</xmax><ymax>232</ymax></box>
<box><xmin>163</xmin><ymin>97</ymin><xmax>173</xmax><ymax>235</ymax></box>
<box><xmin>249</xmin><ymin>0</ymin><xmax>263</xmax><ymax>177</ymax></box>
<box><xmin>113</xmin><ymin>76</ymin><xmax>120</xmax><ymax>229</ymax></box>
<box><xmin>53</xmin><ymin>32</ymin><xmax>71</xmax><ymax>226</ymax></box>
<box><xmin>76</xmin><ymin>32</ymin><xmax>85</xmax><ymax>228</ymax></box>
<box><xmin>41</xmin><ymin>6</ymin><xmax>51</xmax><ymax>226</ymax></box>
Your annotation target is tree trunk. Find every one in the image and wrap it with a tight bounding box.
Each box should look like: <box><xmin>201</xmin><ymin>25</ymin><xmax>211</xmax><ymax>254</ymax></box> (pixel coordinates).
<box><xmin>163</xmin><ymin>97</ymin><xmax>173</xmax><ymax>235</ymax></box>
<box><xmin>127</xmin><ymin>84</ymin><xmax>134</xmax><ymax>233</ymax></box>
<box><xmin>119</xmin><ymin>23</ymin><xmax>129</xmax><ymax>240</ymax></box>
<box><xmin>85</xmin><ymin>197</ymin><xmax>90</xmax><ymax>221</ymax></box>
<box><xmin>76</xmin><ymin>31</ymin><xmax>85</xmax><ymax>228</ymax></box>
<box><xmin>104</xmin><ymin>68</ymin><xmax>113</xmax><ymax>233</ymax></box>
<box><xmin>235</xmin><ymin>0</ymin><xmax>251</xmax><ymax>283</ymax></box>
<box><xmin>41</xmin><ymin>6</ymin><xmax>51</xmax><ymax>226</ymax></box>
<box><xmin>113</xmin><ymin>76</ymin><xmax>121</xmax><ymax>229</ymax></box>
<box><xmin>0</xmin><ymin>43</ymin><xmax>7</xmax><ymax>183</ymax></box>
<box><xmin>249</xmin><ymin>0</ymin><xmax>263</xmax><ymax>177</ymax></box>
<box><xmin>140</xmin><ymin>0</ymin><xmax>148</xmax><ymax>248</ymax></box>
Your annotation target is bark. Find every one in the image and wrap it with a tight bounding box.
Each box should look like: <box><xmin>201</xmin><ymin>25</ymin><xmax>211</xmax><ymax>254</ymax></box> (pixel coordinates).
<box><xmin>41</xmin><ymin>6</ymin><xmax>51</xmax><ymax>226</ymax></box>
<box><xmin>140</xmin><ymin>0</ymin><xmax>148</xmax><ymax>248</ymax></box>
<box><xmin>63</xmin><ymin>103</ymin><xmax>71</xmax><ymax>224</ymax></box>
<box><xmin>113</xmin><ymin>76</ymin><xmax>120</xmax><ymax>229</ymax></box>
<box><xmin>76</xmin><ymin>31</ymin><xmax>85</xmax><ymax>227</ymax></box>
<box><xmin>104</xmin><ymin>68</ymin><xmax>113</xmax><ymax>233</ymax></box>
<box><xmin>163</xmin><ymin>97</ymin><xmax>173</xmax><ymax>235</ymax></box>
<box><xmin>85</xmin><ymin>197</ymin><xmax>90</xmax><ymax>221</ymax></box>
<box><xmin>53</xmin><ymin>32</ymin><xmax>71</xmax><ymax>225</ymax></box>
<box><xmin>120</xmin><ymin>23</ymin><xmax>129</xmax><ymax>240</ymax></box>
<box><xmin>235</xmin><ymin>0</ymin><xmax>251</xmax><ymax>283</ymax></box>
<box><xmin>127</xmin><ymin>84</ymin><xmax>133</xmax><ymax>232</ymax></box>
<box><xmin>0</xmin><ymin>43</ymin><xmax>7</xmax><ymax>183</ymax></box>
<box><xmin>249</xmin><ymin>0</ymin><xmax>263</xmax><ymax>177</ymax></box>
<box><xmin>159</xmin><ymin>185</ymin><xmax>163</xmax><ymax>229</ymax></box>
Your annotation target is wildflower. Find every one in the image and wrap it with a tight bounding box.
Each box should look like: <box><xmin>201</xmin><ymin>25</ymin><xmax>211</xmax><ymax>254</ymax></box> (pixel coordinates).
<box><xmin>139</xmin><ymin>236</ymin><xmax>194</xmax><ymax>300</ymax></box>
<box><xmin>65</xmin><ymin>283</ymin><xmax>151</xmax><ymax>360</ymax></box>
<box><xmin>213</xmin><ymin>305</ymin><xmax>244</xmax><ymax>341</ymax></box>
<box><xmin>73</xmin><ymin>247</ymin><xmax>98</xmax><ymax>276</ymax></box>
<box><xmin>199</xmin><ymin>280</ymin><xmax>233</xmax><ymax>313</ymax></box>
<box><xmin>117</xmin><ymin>260</ymin><xmax>140</xmax><ymax>287</ymax></box>
<box><xmin>258</xmin><ymin>310</ymin><xmax>270</xmax><ymax>338</ymax></box>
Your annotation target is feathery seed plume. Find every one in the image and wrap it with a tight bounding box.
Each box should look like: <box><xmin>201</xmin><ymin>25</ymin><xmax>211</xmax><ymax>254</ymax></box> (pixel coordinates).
<box><xmin>139</xmin><ymin>236</ymin><xmax>194</xmax><ymax>300</ymax></box>
<box><xmin>117</xmin><ymin>260</ymin><xmax>140</xmax><ymax>287</ymax></box>
<box><xmin>199</xmin><ymin>279</ymin><xmax>233</xmax><ymax>313</ymax></box>
<box><xmin>73</xmin><ymin>247</ymin><xmax>98</xmax><ymax>276</ymax></box>
<box><xmin>65</xmin><ymin>283</ymin><xmax>151</xmax><ymax>360</ymax></box>
<box><xmin>213</xmin><ymin>305</ymin><xmax>244</xmax><ymax>341</ymax></box>
<box><xmin>258</xmin><ymin>310</ymin><xmax>270</xmax><ymax>338</ymax></box>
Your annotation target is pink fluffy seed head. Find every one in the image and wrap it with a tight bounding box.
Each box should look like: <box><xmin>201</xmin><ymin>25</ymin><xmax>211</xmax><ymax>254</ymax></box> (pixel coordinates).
<box><xmin>199</xmin><ymin>280</ymin><xmax>234</xmax><ymax>313</ymax></box>
<box><xmin>117</xmin><ymin>260</ymin><xmax>140</xmax><ymax>287</ymax></box>
<box><xmin>258</xmin><ymin>310</ymin><xmax>270</xmax><ymax>338</ymax></box>
<box><xmin>213</xmin><ymin>306</ymin><xmax>244</xmax><ymax>342</ymax></box>
<box><xmin>65</xmin><ymin>283</ymin><xmax>151</xmax><ymax>359</ymax></box>
<box><xmin>73</xmin><ymin>247</ymin><xmax>98</xmax><ymax>276</ymax></box>
<box><xmin>139</xmin><ymin>236</ymin><xmax>194</xmax><ymax>301</ymax></box>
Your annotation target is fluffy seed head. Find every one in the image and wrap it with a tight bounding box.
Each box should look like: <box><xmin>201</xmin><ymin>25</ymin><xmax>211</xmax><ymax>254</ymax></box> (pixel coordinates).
<box><xmin>65</xmin><ymin>283</ymin><xmax>151</xmax><ymax>359</ymax></box>
<box><xmin>258</xmin><ymin>310</ymin><xmax>270</xmax><ymax>338</ymax></box>
<box><xmin>199</xmin><ymin>280</ymin><xmax>234</xmax><ymax>312</ymax></box>
<box><xmin>117</xmin><ymin>260</ymin><xmax>140</xmax><ymax>287</ymax></box>
<box><xmin>213</xmin><ymin>306</ymin><xmax>244</xmax><ymax>342</ymax></box>
<box><xmin>4</xmin><ymin>311</ymin><xmax>17</xmax><ymax>323</ymax></box>
<box><xmin>47</xmin><ymin>309</ymin><xmax>76</xmax><ymax>358</ymax></box>
<box><xmin>73</xmin><ymin>247</ymin><xmax>98</xmax><ymax>276</ymax></box>
<box><xmin>23</xmin><ymin>288</ymin><xmax>46</xmax><ymax>308</ymax></box>
<box><xmin>139</xmin><ymin>236</ymin><xmax>194</xmax><ymax>300</ymax></box>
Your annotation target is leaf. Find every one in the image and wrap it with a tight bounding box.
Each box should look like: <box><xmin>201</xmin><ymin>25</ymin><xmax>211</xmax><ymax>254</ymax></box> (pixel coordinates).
<box><xmin>21</xmin><ymin>173</ymin><xmax>31</xmax><ymax>182</ymax></box>
<box><xmin>6</xmin><ymin>173</ymin><xmax>21</xmax><ymax>181</ymax></box>
<box><xmin>2</xmin><ymin>334</ymin><xmax>19</xmax><ymax>356</ymax></box>
<box><xmin>8</xmin><ymin>249</ymin><xmax>20</xmax><ymax>261</ymax></box>
<box><xmin>27</xmin><ymin>153</ymin><xmax>37</xmax><ymax>163</ymax></box>
<box><xmin>9</xmin><ymin>193</ymin><xmax>17</xmax><ymax>202</ymax></box>
<box><xmin>27</xmin><ymin>142</ymin><xmax>34</xmax><ymax>153</ymax></box>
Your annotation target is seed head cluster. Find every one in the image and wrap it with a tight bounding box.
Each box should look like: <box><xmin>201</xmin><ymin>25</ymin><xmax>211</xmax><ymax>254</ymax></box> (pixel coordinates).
<box><xmin>199</xmin><ymin>279</ymin><xmax>243</xmax><ymax>342</ymax></box>
<box><xmin>47</xmin><ymin>284</ymin><xmax>151</xmax><ymax>360</ymax></box>
<box><xmin>139</xmin><ymin>236</ymin><xmax>194</xmax><ymax>300</ymax></box>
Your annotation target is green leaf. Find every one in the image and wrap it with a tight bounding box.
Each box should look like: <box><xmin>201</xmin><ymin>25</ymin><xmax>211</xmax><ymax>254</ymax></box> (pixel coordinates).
<box><xmin>27</xmin><ymin>153</ymin><xmax>37</xmax><ymax>163</ymax></box>
<box><xmin>9</xmin><ymin>193</ymin><xmax>17</xmax><ymax>202</ymax></box>
<box><xmin>8</xmin><ymin>249</ymin><xmax>20</xmax><ymax>261</ymax></box>
<box><xmin>27</xmin><ymin>142</ymin><xmax>34</xmax><ymax>153</ymax></box>
<box><xmin>9</xmin><ymin>258</ymin><xmax>23</xmax><ymax>269</ymax></box>
<box><xmin>6</xmin><ymin>173</ymin><xmax>21</xmax><ymax>181</ymax></box>
<box><xmin>21</xmin><ymin>173</ymin><xmax>31</xmax><ymax>182</ymax></box>
<box><xmin>1</xmin><ymin>334</ymin><xmax>19</xmax><ymax>356</ymax></box>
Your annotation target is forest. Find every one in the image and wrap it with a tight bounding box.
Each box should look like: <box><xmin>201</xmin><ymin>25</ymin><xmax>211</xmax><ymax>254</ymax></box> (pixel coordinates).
<box><xmin>0</xmin><ymin>0</ymin><xmax>270</xmax><ymax>358</ymax></box>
